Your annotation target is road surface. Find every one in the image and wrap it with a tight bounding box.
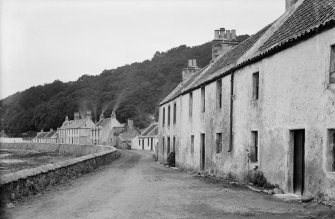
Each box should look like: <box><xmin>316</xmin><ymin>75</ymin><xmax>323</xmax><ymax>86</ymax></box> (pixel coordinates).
<box><xmin>4</xmin><ymin>150</ymin><xmax>335</xmax><ymax>218</ymax></box>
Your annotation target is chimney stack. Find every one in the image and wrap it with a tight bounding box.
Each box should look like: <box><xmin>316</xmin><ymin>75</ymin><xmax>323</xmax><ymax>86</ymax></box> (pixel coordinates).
<box><xmin>86</xmin><ymin>110</ymin><xmax>92</xmax><ymax>120</ymax></box>
<box><xmin>182</xmin><ymin>59</ymin><xmax>199</xmax><ymax>81</ymax></box>
<box><xmin>100</xmin><ymin>113</ymin><xmax>105</xmax><ymax>121</ymax></box>
<box><xmin>286</xmin><ymin>0</ymin><xmax>298</xmax><ymax>11</ymax></box>
<box><xmin>212</xmin><ymin>27</ymin><xmax>238</xmax><ymax>60</ymax></box>
<box><xmin>214</xmin><ymin>30</ymin><xmax>220</xmax><ymax>39</ymax></box>
<box><xmin>127</xmin><ymin>119</ymin><xmax>134</xmax><ymax>131</ymax></box>
<box><xmin>111</xmin><ymin>110</ymin><xmax>116</xmax><ymax>119</ymax></box>
<box><xmin>65</xmin><ymin>116</ymin><xmax>69</xmax><ymax>122</ymax></box>
<box><xmin>74</xmin><ymin>112</ymin><xmax>80</xmax><ymax>120</ymax></box>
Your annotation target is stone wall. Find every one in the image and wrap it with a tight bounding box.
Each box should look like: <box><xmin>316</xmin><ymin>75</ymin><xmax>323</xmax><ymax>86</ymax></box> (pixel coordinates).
<box><xmin>0</xmin><ymin>143</ymin><xmax>120</xmax><ymax>203</ymax></box>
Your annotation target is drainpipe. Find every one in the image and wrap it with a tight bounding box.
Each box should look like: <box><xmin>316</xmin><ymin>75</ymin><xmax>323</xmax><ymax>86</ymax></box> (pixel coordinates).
<box><xmin>228</xmin><ymin>72</ymin><xmax>234</xmax><ymax>152</ymax></box>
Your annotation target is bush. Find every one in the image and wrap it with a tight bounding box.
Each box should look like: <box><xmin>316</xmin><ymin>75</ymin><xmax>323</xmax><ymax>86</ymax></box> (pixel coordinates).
<box><xmin>167</xmin><ymin>152</ymin><xmax>175</xmax><ymax>167</ymax></box>
<box><xmin>246</xmin><ymin>169</ymin><xmax>267</xmax><ymax>187</ymax></box>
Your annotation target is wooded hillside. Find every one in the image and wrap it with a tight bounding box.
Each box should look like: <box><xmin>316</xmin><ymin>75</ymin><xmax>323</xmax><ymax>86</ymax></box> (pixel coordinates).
<box><xmin>0</xmin><ymin>35</ymin><xmax>249</xmax><ymax>137</ymax></box>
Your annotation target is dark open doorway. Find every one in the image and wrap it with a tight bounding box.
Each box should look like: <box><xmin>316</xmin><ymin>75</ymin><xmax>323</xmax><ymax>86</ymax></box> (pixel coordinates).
<box><xmin>293</xmin><ymin>129</ymin><xmax>305</xmax><ymax>195</ymax></box>
<box><xmin>200</xmin><ymin>133</ymin><xmax>205</xmax><ymax>171</ymax></box>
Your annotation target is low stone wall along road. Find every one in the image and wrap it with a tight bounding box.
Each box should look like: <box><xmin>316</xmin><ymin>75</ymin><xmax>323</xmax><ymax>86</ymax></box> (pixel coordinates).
<box><xmin>4</xmin><ymin>150</ymin><xmax>335</xmax><ymax>219</ymax></box>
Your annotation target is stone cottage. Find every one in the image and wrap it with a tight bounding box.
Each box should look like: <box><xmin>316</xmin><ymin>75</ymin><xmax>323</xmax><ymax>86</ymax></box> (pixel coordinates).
<box><xmin>158</xmin><ymin>0</ymin><xmax>335</xmax><ymax>200</ymax></box>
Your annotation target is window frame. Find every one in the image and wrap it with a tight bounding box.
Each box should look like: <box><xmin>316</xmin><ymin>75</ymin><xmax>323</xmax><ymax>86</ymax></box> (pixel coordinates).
<box><xmin>191</xmin><ymin>135</ymin><xmax>194</xmax><ymax>154</ymax></box>
<box><xmin>216</xmin><ymin>79</ymin><xmax>222</xmax><ymax>109</ymax></box>
<box><xmin>216</xmin><ymin>133</ymin><xmax>223</xmax><ymax>153</ymax></box>
<box><xmin>173</xmin><ymin>102</ymin><xmax>177</xmax><ymax>124</ymax></box>
<box><xmin>201</xmin><ymin>86</ymin><xmax>206</xmax><ymax>113</ymax></box>
<box><xmin>189</xmin><ymin>92</ymin><xmax>193</xmax><ymax>119</ymax></box>
<box><xmin>168</xmin><ymin>105</ymin><xmax>171</xmax><ymax>126</ymax></box>
<box><xmin>250</xmin><ymin>131</ymin><xmax>259</xmax><ymax>163</ymax></box>
<box><xmin>252</xmin><ymin>72</ymin><xmax>260</xmax><ymax>100</ymax></box>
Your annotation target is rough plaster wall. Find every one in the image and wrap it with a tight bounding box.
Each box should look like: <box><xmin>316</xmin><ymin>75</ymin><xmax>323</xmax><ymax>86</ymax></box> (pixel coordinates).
<box><xmin>159</xmin><ymin>28</ymin><xmax>335</xmax><ymax>199</ymax></box>
<box><xmin>232</xmin><ymin>28</ymin><xmax>335</xmax><ymax>197</ymax></box>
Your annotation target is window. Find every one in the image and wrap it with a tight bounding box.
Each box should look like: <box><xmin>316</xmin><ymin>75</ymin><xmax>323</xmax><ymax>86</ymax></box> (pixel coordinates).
<box><xmin>173</xmin><ymin>102</ymin><xmax>177</xmax><ymax>124</ymax></box>
<box><xmin>173</xmin><ymin>136</ymin><xmax>176</xmax><ymax>152</ymax></box>
<box><xmin>201</xmin><ymin>87</ymin><xmax>205</xmax><ymax>112</ymax></box>
<box><xmin>217</xmin><ymin>79</ymin><xmax>222</xmax><ymax>109</ymax></box>
<box><xmin>139</xmin><ymin>140</ymin><xmax>140</xmax><ymax>146</ymax></box>
<box><xmin>329</xmin><ymin>129</ymin><xmax>335</xmax><ymax>171</ymax></box>
<box><xmin>167</xmin><ymin>137</ymin><xmax>170</xmax><ymax>154</ymax></box>
<box><xmin>189</xmin><ymin>92</ymin><xmax>193</xmax><ymax>118</ymax></box>
<box><xmin>148</xmin><ymin>138</ymin><xmax>149</xmax><ymax>146</ymax></box>
<box><xmin>191</xmin><ymin>135</ymin><xmax>195</xmax><ymax>154</ymax></box>
<box><xmin>330</xmin><ymin>45</ymin><xmax>335</xmax><ymax>84</ymax></box>
<box><xmin>250</xmin><ymin>131</ymin><xmax>258</xmax><ymax>162</ymax></box>
<box><xmin>252</xmin><ymin>72</ymin><xmax>259</xmax><ymax>100</ymax></box>
<box><xmin>162</xmin><ymin>138</ymin><xmax>165</xmax><ymax>154</ymax></box>
<box><xmin>168</xmin><ymin>106</ymin><xmax>171</xmax><ymax>126</ymax></box>
<box><xmin>216</xmin><ymin>133</ymin><xmax>223</xmax><ymax>153</ymax></box>
<box><xmin>163</xmin><ymin>108</ymin><xmax>165</xmax><ymax>126</ymax></box>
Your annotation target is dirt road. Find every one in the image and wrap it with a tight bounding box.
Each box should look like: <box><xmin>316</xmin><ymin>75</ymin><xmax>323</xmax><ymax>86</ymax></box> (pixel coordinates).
<box><xmin>4</xmin><ymin>150</ymin><xmax>335</xmax><ymax>218</ymax></box>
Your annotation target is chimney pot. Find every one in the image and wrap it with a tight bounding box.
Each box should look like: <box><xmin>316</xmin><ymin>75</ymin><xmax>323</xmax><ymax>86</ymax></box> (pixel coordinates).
<box><xmin>214</xmin><ymin>30</ymin><xmax>220</xmax><ymax>39</ymax></box>
<box><xmin>86</xmin><ymin>110</ymin><xmax>92</xmax><ymax>120</ymax></box>
<box><xmin>188</xmin><ymin>60</ymin><xmax>193</xmax><ymax>67</ymax></box>
<box><xmin>226</xmin><ymin>30</ymin><xmax>231</xmax><ymax>40</ymax></box>
<box><xmin>74</xmin><ymin>112</ymin><xmax>80</xmax><ymax>120</ymax></box>
<box><xmin>231</xmin><ymin>29</ymin><xmax>237</xmax><ymax>40</ymax></box>
<box><xmin>100</xmin><ymin>113</ymin><xmax>105</xmax><ymax>121</ymax></box>
<box><xmin>219</xmin><ymin>28</ymin><xmax>225</xmax><ymax>38</ymax></box>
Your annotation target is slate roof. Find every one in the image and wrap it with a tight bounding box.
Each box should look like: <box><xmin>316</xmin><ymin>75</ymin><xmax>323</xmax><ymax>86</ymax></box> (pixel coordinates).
<box><xmin>35</xmin><ymin>132</ymin><xmax>48</xmax><ymax>139</ymax></box>
<box><xmin>45</xmin><ymin>130</ymin><xmax>57</xmax><ymax>138</ymax></box>
<box><xmin>160</xmin><ymin>0</ymin><xmax>335</xmax><ymax>106</ymax></box>
<box><xmin>96</xmin><ymin>118</ymin><xmax>111</xmax><ymax>127</ymax></box>
<box><xmin>140</xmin><ymin>123</ymin><xmax>158</xmax><ymax>137</ymax></box>
<box><xmin>60</xmin><ymin>118</ymin><xmax>91</xmax><ymax>129</ymax></box>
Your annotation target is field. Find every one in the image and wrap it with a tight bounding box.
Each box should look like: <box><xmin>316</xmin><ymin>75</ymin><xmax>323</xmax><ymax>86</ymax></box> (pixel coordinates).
<box><xmin>0</xmin><ymin>149</ymin><xmax>79</xmax><ymax>175</ymax></box>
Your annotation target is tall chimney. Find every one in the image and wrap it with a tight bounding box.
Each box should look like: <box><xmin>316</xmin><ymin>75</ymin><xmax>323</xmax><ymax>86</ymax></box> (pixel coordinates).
<box><xmin>100</xmin><ymin>113</ymin><xmax>105</xmax><ymax>121</ymax></box>
<box><xmin>231</xmin><ymin>30</ymin><xmax>237</xmax><ymax>41</ymax></box>
<box><xmin>65</xmin><ymin>116</ymin><xmax>69</xmax><ymax>122</ymax></box>
<box><xmin>111</xmin><ymin>110</ymin><xmax>116</xmax><ymax>119</ymax></box>
<box><xmin>127</xmin><ymin>119</ymin><xmax>134</xmax><ymax>131</ymax></box>
<box><xmin>182</xmin><ymin>59</ymin><xmax>199</xmax><ymax>81</ymax></box>
<box><xmin>86</xmin><ymin>110</ymin><xmax>92</xmax><ymax>120</ymax></box>
<box><xmin>286</xmin><ymin>0</ymin><xmax>298</xmax><ymax>11</ymax></box>
<box><xmin>214</xmin><ymin>30</ymin><xmax>220</xmax><ymax>39</ymax></box>
<box><xmin>74</xmin><ymin>112</ymin><xmax>80</xmax><ymax>120</ymax></box>
<box><xmin>212</xmin><ymin>27</ymin><xmax>238</xmax><ymax>60</ymax></box>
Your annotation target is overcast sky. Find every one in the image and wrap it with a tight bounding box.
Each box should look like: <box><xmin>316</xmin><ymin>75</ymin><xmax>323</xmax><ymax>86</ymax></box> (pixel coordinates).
<box><xmin>0</xmin><ymin>0</ymin><xmax>284</xmax><ymax>99</ymax></box>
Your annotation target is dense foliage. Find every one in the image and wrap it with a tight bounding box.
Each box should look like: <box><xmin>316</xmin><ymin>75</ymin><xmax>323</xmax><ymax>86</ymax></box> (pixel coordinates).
<box><xmin>0</xmin><ymin>35</ymin><xmax>249</xmax><ymax>137</ymax></box>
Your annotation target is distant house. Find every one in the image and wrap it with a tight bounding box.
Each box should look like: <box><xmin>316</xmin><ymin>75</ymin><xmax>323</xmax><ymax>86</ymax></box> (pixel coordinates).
<box><xmin>57</xmin><ymin>111</ymin><xmax>95</xmax><ymax>144</ymax></box>
<box><xmin>32</xmin><ymin>129</ymin><xmax>58</xmax><ymax>143</ymax></box>
<box><xmin>93</xmin><ymin>111</ymin><xmax>125</xmax><ymax>145</ymax></box>
<box><xmin>116</xmin><ymin>119</ymin><xmax>141</xmax><ymax>149</ymax></box>
<box><xmin>134</xmin><ymin>122</ymin><xmax>158</xmax><ymax>152</ymax></box>
<box><xmin>32</xmin><ymin>130</ymin><xmax>49</xmax><ymax>143</ymax></box>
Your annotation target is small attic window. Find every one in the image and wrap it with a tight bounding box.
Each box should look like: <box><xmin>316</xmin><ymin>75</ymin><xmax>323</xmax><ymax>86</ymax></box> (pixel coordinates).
<box><xmin>330</xmin><ymin>45</ymin><xmax>335</xmax><ymax>84</ymax></box>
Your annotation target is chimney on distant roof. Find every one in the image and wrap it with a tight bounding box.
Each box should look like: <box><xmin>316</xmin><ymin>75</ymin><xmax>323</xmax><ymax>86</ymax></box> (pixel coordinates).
<box><xmin>127</xmin><ymin>119</ymin><xmax>134</xmax><ymax>131</ymax></box>
<box><xmin>65</xmin><ymin>116</ymin><xmax>69</xmax><ymax>122</ymax></box>
<box><xmin>182</xmin><ymin>59</ymin><xmax>199</xmax><ymax>81</ymax></box>
<box><xmin>111</xmin><ymin>110</ymin><xmax>116</xmax><ymax>119</ymax></box>
<box><xmin>74</xmin><ymin>112</ymin><xmax>80</xmax><ymax>120</ymax></box>
<box><xmin>100</xmin><ymin>113</ymin><xmax>105</xmax><ymax>121</ymax></box>
<box><xmin>86</xmin><ymin>110</ymin><xmax>92</xmax><ymax>120</ymax></box>
<box><xmin>212</xmin><ymin>27</ymin><xmax>238</xmax><ymax>61</ymax></box>
<box><xmin>286</xmin><ymin>0</ymin><xmax>298</xmax><ymax>11</ymax></box>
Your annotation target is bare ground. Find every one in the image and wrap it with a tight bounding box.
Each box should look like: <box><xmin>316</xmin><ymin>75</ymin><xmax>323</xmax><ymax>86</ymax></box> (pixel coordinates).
<box><xmin>0</xmin><ymin>149</ymin><xmax>79</xmax><ymax>174</ymax></box>
<box><xmin>2</xmin><ymin>150</ymin><xmax>335</xmax><ymax>219</ymax></box>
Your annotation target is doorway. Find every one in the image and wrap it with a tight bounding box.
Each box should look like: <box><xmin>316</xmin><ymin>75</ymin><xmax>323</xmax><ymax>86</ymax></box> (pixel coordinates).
<box><xmin>200</xmin><ymin>133</ymin><xmax>205</xmax><ymax>171</ymax></box>
<box><xmin>293</xmin><ymin>130</ymin><xmax>305</xmax><ymax>195</ymax></box>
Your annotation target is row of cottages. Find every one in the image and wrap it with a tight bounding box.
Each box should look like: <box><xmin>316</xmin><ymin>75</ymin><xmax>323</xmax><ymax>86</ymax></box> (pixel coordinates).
<box><xmin>158</xmin><ymin>0</ymin><xmax>335</xmax><ymax>200</ymax></box>
<box><xmin>32</xmin><ymin>129</ymin><xmax>58</xmax><ymax>143</ymax></box>
<box><xmin>132</xmin><ymin>122</ymin><xmax>158</xmax><ymax>152</ymax></box>
<box><xmin>57</xmin><ymin>111</ymin><xmax>95</xmax><ymax>144</ymax></box>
